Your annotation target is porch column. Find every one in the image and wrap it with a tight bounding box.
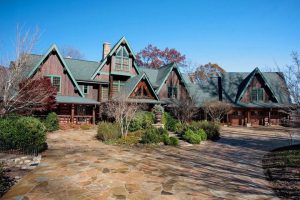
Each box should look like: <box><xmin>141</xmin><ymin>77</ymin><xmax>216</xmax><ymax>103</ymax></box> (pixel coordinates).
<box><xmin>268</xmin><ymin>110</ymin><xmax>271</xmax><ymax>126</ymax></box>
<box><xmin>71</xmin><ymin>104</ymin><xmax>75</xmax><ymax>123</ymax></box>
<box><xmin>92</xmin><ymin>106</ymin><xmax>96</xmax><ymax>125</ymax></box>
<box><xmin>247</xmin><ymin>111</ymin><xmax>250</xmax><ymax>125</ymax></box>
<box><xmin>109</xmin><ymin>75</ymin><xmax>113</xmax><ymax>99</ymax></box>
<box><xmin>98</xmin><ymin>84</ymin><xmax>102</xmax><ymax>102</ymax></box>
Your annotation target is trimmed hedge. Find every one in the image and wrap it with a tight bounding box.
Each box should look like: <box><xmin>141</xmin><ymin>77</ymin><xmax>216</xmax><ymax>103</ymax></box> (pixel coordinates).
<box><xmin>129</xmin><ymin>111</ymin><xmax>155</xmax><ymax>132</ymax></box>
<box><xmin>96</xmin><ymin>122</ymin><xmax>121</xmax><ymax>141</ymax></box>
<box><xmin>0</xmin><ymin>117</ymin><xmax>47</xmax><ymax>154</ymax></box>
<box><xmin>44</xmin><ymin>112</ymin><xmax>59</xmax><ymax>132</ymax></box>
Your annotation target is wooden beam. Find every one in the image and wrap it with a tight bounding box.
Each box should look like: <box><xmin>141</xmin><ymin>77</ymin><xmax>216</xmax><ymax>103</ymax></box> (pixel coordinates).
<box><xmin>98</xmin><ymin>84</ymin><xmax>102</xmax><ymax>102</ymax></box>
<box><xmin>109</xmin><ymin>75</ymin><xmax>113</xmax><ymax>99</ymax></box>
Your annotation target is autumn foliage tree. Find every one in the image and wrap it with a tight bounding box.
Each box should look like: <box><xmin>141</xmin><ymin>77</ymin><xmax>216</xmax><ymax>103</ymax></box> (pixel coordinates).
<box><xmin>0</xmin><ymin>26</ymin><xmax>57</xmax><ymax>116</ymax></box>
<box><xmin>195</xmin><ymin>63</ymin><xmax>225</xmax><ymax>83</ymax></box>
<box><xmin>136</xmin><ymin>44</ymin><xmax>186</xmax><ymax>69</ymax></box>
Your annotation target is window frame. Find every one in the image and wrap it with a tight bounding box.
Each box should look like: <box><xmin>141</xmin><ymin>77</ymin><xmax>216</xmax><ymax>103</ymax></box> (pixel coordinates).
<box><xmin>251</xmin><ymin>88</ymin><xmax>264</xmax><ymax>102</ymax></box>
<box><xmin>83</xmin><ymin>85</ymin><xmax>89</xmax><ymax>94</ymax></box>
<box><xmin>46</xmin><ymin>75</ymin><xmax>61</xmax><ymax>93</ymax></box>
<box><xmin>114</xmin><ymin>46</ymin><xmax>130</xmax><ymax>72</ymax></box>
<box><xmin>167</xmin><ymin>85</ymin><xmax>178</xmax><ymax>98</ymax></box>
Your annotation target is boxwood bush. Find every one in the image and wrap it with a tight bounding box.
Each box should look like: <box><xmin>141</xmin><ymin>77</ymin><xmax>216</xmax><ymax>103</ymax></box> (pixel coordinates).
<box><xmin>0</xmin><ymin>117</ymin><xmax>47</xmax><ymax>153</ymax></box>
<box><xmin>96</xmin><ymin>122</ymin><xmax>121</xmax><ymax>141</ymax></box>
<box><xmin>44</xmin><ymin>112</ymin><xmax>59</xmax><ymax>132</ymax></box>
<box><xmin>129</xmin><ymin>111</ymin><xmax>155</xmax><ymax>132</ymax></box>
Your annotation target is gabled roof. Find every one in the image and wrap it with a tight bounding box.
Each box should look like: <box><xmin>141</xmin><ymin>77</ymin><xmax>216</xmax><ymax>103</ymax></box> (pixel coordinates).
<box><xmin>139</xmin><ymin>63</ymin><xmax>189</xmax><ymax>94</ymax></box>
<box><xmin>91</xmin><ymin>36</ymin><xmax>140</xmax><ymax>79</ymax></box>
<box><xmin>123</xmin><ymin>73</ymin><xmax>159</xmax><ymax>100</ymax></box>
<box><xmin>235</xmin><ymin>67</ymin><xmax>279</xmax><ymax>103</ymax></box>
<box><xmin>26</xmin><ymin>44</ymin><xmax>85</xmax><ymax>97</ymax></box>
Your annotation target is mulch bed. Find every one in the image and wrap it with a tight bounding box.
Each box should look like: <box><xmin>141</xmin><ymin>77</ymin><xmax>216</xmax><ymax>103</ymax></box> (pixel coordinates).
<box><xmin>262</xmin><ymin>144</ymin><xmax>300</xmax><ymax>199</ymax></box>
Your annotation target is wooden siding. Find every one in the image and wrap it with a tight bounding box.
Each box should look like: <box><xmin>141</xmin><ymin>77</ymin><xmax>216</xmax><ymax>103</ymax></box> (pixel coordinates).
<box><xmin>240</xmin><ymin>75</ymin><xmax>273</xmax><ymax>103</ymax></box>
<box><xmin>33</xmin><ymin>52</ymin><xmax>79</xmax><ymax>96</ymax></box>
<box><xmin>78</xmin><ymin>83</ymin><xmax>99</xmax><ymax>100</ymax></box>
<box><xmin>158</xmin><ymin>69</ymin><xmax>188</xmax><ymax>100</ymax></box>
<box><xmin>130</xmin><ymin>80</ymin><xmax>155</xmax><ymax>99</ymax></box>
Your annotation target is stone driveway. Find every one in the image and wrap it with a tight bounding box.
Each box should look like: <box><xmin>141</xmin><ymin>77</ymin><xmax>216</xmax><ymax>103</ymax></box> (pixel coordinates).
<box><xmin>2</xmin><ymin>126</ymin><xmax>300</xmax><ymax>200</ymax></box>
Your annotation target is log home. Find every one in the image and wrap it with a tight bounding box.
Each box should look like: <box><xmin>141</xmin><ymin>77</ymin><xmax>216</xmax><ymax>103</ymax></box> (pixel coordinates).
<box><xmin>24</xmin><ymin>37</ymin><xmax>291</xmax><ymax>126</ymax></box>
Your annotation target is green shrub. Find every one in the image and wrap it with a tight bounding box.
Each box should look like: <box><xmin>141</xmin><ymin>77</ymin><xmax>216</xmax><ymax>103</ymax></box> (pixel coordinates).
<box><xmin>129</xmin><ymin>111</ymin><xmax>155</xmax><ymax>131</ymax></box>
<box><xmin>44</xmin><ymin>112</ymin><xmax>59</xmax><ymax>132</ymax></box>
<box><xmin>162</xmin><ymin>112</ymin><xmax>177</xmax><ymax>132</ymax></box>
<box><xmin>162</xmin><ymin>134</ymin><xmax>171</xmax><ymax>145</ymax></box>
<box><xmin>97</xmin><ymin>122</ymin><xmax>121</xmax><ymax>141</ymax></box>
<box><xmin>169</xmin><ymin>136</ymin><xmax>179</xmax><ymax>146</ymax></box>
<box><xmin>0</xmin><ymin>163</ymin><xmax>5</xmax><ymax>196</ymax></box>
<box><xmin>140</xmin><ymin>127</ymin><xmax>168</xmax><ymax>144</ymax></box>
<box><xmin>175</xmin><ymin>122</ymin><xmax>188</xmax><ymax>134</ymax></box>
<box><xmin>183</xmin><ymin>129</ymin><xmax>202</xmax><ymax>144</ymax></box>
<box><xmin>15</xmin><ymin>117</ymin><xmax>47</xmax><ymax>149</ymax></box>
<box><xmin>189</xmin><ymin>121</ymin><xmax>220</xmax><ymax>140</ymax></box>
<box><xmin>0</xmin><ymin>117</ymin><xmax>47</xmax><ymax>153</ymax></box>
<box><xmin>195</xmin><ymin>129</ymin><xmax>207</xmax><ymax>141</ymax></box>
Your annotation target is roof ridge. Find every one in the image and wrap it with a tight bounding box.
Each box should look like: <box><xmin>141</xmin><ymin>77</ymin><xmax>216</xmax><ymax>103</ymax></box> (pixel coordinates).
<box><xmin>64</xmin><ymin>57</ymin><xmax>98</xmax><ymax>63</ymax></box>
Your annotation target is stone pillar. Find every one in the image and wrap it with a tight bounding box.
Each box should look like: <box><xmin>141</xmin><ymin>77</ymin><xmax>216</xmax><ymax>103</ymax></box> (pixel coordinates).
<box><xmin>71</xmin><ymin>104</ymin><xmax>75</xmax><ymax>123</ymax></box>
<box><xmin>247</xmin><ymin>111</ymin><xmax>250</xmax><ymax>126</ymax></box>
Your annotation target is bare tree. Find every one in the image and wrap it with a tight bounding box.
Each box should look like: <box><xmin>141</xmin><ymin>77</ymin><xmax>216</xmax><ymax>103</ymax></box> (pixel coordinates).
<box><xmin>0</xmin><ymin>26</ymin><xmax>57</xmax><ymax>116</ymax></box>
<box><xmin>171</xmin><ymin>94</ymin><xmax>198</xmax><ymax>123</ymax></box>
<box><xmin>61</xmin><ymin>46</ymin><xmax>84</xmax><ymax>59</ymax></box>
<box><xmin>203</xmin><ymin>100</ymin><xmax>232</xmax><ymax>122</ymax></box>
<box><xmin>105</xmin><ymin>94</ymin><xmax>140</xmax><ymax>137</ymax></box>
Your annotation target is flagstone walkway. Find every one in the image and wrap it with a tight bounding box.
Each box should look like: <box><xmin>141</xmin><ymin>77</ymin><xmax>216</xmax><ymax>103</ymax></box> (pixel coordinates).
<box><xmin>2</xmin><ymin>126</ymin><xmax>300</xmax><ymax>200</ymax></box>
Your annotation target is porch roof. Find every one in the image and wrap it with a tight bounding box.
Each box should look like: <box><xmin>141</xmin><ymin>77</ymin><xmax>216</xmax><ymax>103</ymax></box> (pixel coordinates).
<box><xmin>56</xmin><ymin>96</ymin><xmax>100</xmax><ymax>105</ymax></box>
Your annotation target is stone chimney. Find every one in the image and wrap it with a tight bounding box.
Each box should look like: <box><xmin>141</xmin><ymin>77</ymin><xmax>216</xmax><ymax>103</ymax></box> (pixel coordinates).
<box><xmin>102</xmin><ymin>42</ymin><xmax>111</xmax><ymax>59</ymax></box>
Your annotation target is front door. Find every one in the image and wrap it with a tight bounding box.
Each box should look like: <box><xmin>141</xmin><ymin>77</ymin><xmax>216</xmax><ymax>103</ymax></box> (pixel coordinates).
<box><xmin>77</xmin><ymin>106</ymin><xmax>87</xmax><ymax>122</ymax></box>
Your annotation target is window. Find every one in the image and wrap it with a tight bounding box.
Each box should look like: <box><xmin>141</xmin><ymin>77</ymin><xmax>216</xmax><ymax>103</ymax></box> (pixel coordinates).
<box><xmin>47</xmin><ymin>75</ymin><xmax>61</xmax><ymax>93</ymax></box>
<box><xmin>83</xmin><ymin>85</ymin><xmax>88</xmax><ymax>94</ymax></box>
<box><xmin>115</xmin><ymin>46</ymin><xmax>130</xmax><ymax>72</ymax></box>
<box><xmin>112</xmin><ymin>80</ymin><xmax>125</xmax><ymax>97</ymax></box>
<box><xmin>251</xmin><ymin>88</ymin><xmax>264</xmax><ymax>102</ymax></box>
<box><xmin>167</xmin><ymin>86</ymin><xmax>178</xmax><ymax>98</ymax></box>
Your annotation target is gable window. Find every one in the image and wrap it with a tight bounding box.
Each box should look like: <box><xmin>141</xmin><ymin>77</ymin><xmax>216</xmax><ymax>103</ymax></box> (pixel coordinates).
<box><xmin>168</xmin><ymin>86</ymin><xmax>177</xmax><ymax>98</ymax></box>
<box><xmin>251</xmin><ymin>88</ymin><xmax>264</xmax><ymax>102</ymax></box>
<box><xmin>83</xmin><ymin>85</ymin><xmax>88</xmax><ymax>94</ymax></box>
<box><xmin>47</xmin><ymin>75</ymin><xmax>61</xmax><ymax>93</ymax></box>
<box><xmin>115</xmin><ymin>46</ymin><xmax>130</xmax><ymax>72</ymax></box>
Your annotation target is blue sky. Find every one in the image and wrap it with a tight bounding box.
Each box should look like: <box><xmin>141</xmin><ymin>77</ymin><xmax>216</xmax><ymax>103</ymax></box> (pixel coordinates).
<box><xmin>0</xmin><ymin>0</ymin><xmax>299</xmax><ymax>71</ymax></box>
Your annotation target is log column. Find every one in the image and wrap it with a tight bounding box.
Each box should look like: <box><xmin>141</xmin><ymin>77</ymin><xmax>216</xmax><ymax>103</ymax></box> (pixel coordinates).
<box><xmin>71</xmin><ymin>104</ymin><xmax>75</xmax><ymax>123</ymax></box>
<box><xmin>247</xmin><ymin>111</ymin><xmax>250</xmax><ymax>125</ymax></box>
<box><xmin>92</xmin><ymin>106</ymin><xmax>96</xmax><ymax>125</ymax></box>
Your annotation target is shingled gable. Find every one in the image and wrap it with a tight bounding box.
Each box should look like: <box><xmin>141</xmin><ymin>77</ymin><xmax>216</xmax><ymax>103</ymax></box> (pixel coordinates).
<box><xmin>123</xmin><ymin>73</ymin><xmax>159</xmax><ymax>100</ymax></box>
<box><xmin>155</xmin><ymin>63</ymin><xmax>189</xmax><ymax>94</ymax></box>
<box><xmin>235</xmin><ymin>67</ymin><xmax>279</xmax><ymax>103</ymax></box>
<box><xmin>27</xmin><ymin>44</ymin><xmax>85</xmax><ymax>97</ymax></box>
<box><xmin>91</xmin><ymin>37</ymin><xmax>140</xmax><ymax>79</ymax></box>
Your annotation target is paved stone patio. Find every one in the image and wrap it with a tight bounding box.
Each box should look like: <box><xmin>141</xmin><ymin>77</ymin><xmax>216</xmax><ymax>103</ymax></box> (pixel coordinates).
<box><xmin>2</xmin><ymin>126</ymin><xmax>300</xmax><ymax>200</ymax></box>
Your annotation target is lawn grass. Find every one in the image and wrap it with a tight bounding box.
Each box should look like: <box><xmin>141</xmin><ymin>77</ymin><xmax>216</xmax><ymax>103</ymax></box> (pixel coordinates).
<box><xmin>262</xmin><ymin>144</ymin><xmax>300</xmax><ymax>199</ymax></box>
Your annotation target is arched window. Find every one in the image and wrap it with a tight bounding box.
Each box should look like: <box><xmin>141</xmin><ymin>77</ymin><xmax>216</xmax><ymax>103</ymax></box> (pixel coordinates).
<box><xmin>115</xmin><ymin>46</ymin><xmax>130</xmax><ymax>72</ymax></box>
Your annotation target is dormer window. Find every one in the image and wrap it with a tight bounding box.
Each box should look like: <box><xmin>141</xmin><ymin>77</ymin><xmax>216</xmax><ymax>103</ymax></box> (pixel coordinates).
<box><xmin>251</xmin><ymin>88</ymin><xmax>264</xmax><ymax>102</ymax></box>
<box><xmin>115</xmin><ymin>46</ymin><xmax>130</xmax><ymax>72</ymax></box>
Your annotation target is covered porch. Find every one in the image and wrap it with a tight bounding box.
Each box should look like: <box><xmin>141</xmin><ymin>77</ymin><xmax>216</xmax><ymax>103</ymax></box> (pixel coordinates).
<box><xmin>55</xmin><ymin>96</ymin><xmax>100</xmax><ymax>125</ymax></box>
<box><xmin>227</xmin><ymin>108</ymin><xmax>289</xmax><ymax>126</ymax></box>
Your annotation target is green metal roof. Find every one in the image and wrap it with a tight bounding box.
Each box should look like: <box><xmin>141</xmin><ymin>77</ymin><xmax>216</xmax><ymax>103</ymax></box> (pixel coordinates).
<box><xmin>64</xmin><ymin>58</ymin><xmax>99</xmax><ymax>81</ymax></box>
<box><xmin>56</xmin><ymin>96</ymin><xmax>100</xmax><ymax>104</ymax></box>
<box><xmin>187</xmin><ymin>69</ymin><xmax>291</xmax><ymax>108</ymax></box>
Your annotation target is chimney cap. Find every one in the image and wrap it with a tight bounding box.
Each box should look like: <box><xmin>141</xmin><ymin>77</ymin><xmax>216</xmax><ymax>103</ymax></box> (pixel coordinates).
<box><xmin>103</xmin><ymin>42</ymin><xmax>111</xmax><ymax>45</ymax></box>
